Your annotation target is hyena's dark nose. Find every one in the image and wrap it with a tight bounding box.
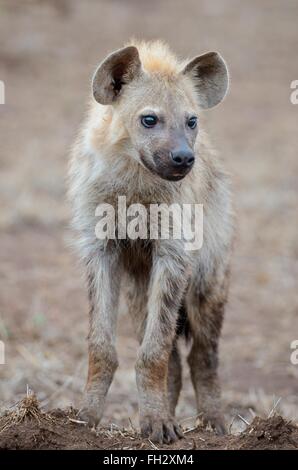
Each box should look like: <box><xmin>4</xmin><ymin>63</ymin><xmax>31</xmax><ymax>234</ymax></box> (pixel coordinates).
<box><xmin>170</xmin><ymin>149</ymin><xmax>195</xmax><ymax>168</ymax></box>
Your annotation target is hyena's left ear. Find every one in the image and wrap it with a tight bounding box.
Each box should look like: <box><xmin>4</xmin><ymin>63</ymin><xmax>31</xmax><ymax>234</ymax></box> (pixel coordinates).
<box><xmin>182</xmin><ymin>52</ymin><xmax>229</xmax><ymax>109</ymax></box>
<box><xmin>92</xmin><ymin>46</ymin><xmax>141</xmax><ymax>105</ymax></box>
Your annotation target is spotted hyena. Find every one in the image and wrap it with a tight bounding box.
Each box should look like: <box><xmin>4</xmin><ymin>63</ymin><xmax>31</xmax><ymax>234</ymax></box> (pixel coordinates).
<box><xmin>68</xmin><ymin>40</ymin><xmax>234</xmax><ymax>444</ymax></box>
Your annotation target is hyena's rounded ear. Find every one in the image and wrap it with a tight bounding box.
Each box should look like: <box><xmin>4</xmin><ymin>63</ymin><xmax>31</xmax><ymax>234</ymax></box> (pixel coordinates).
<box><xmin>92</xmin><ymin>46</ymin><xmax>141</xmax><ymax>105</ymax></box>
<box><xmin>182</xmin><ymin>52</ymin><xmax>229</xmax><ymax>109</ymax></box>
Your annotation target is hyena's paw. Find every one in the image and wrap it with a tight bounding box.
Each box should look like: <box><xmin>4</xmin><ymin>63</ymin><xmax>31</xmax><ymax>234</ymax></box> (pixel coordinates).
<box><xmin>140</xmin><ymin>415</ymin><xmax>183</xmax><ymax>444</ymax></box>
<box><xmin>197</xmin><ymin>412</ymin><xmax>227</xmax><ymax>435</ymax></box>
<box><xmin>78</xmin><ymin>392</ymin><xmax>105</xmax><ymax>428</ymax></box>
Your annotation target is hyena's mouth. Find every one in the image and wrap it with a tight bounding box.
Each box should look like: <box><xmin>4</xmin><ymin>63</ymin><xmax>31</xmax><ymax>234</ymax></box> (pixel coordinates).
<box><xmin>140</xmin><ymin>153</ymin><xmax>192</xmax><ymax>182</ymax></box>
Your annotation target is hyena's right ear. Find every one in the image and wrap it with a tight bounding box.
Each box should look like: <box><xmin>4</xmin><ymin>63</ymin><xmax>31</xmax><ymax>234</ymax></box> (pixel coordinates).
<box><xmin>92</xmin><ymin>46</ymin><xmax>141</xmax><ymax>105</ymax></box>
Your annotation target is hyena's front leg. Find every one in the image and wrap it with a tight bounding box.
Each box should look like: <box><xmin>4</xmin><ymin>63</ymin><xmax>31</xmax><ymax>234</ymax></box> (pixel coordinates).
<box><xmin>135</xmin><ymin>248</ymin><xmax>187</xmax><ymax>444</ymax></box>
<box><xmin>79</xmin><ymin>252</ymin><xmax>120</xmax><ymax>427</ymax></box>
<box><xmin>187</xmin><ymin>282</ymin><xmax>227</xmax><ymax>435</ymax></box>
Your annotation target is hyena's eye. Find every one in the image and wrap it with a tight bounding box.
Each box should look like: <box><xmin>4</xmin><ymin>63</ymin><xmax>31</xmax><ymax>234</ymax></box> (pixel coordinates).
<box><xmin>141</xmin><ymin>115</ymin><xmax>158</xmax><ymax>128</ymax></box>
<box><xmin>187</xmin><ymin>116</ymin><xmax>197</xmax><ymax>129</ymax></box>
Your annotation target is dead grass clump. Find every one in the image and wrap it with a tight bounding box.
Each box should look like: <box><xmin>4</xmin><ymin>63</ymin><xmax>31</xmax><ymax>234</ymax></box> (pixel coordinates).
<box><xmin>0</xmin><ymin>388</ymin><xmax>53</xmax><ymax>434</ymax></box>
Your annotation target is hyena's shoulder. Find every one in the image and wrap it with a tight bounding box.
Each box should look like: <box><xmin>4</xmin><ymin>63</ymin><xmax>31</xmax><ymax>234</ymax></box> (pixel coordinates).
<box><xmin>190</xmin><ymin>151</ymin><xmax>234</xmax><ymax>287</ymax></box>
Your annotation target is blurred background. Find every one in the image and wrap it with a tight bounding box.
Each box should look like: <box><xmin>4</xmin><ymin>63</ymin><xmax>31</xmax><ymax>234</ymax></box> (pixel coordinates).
<box><xmin>0</xmin><ymin>0</ymin><xmax>297</xmax><ymax>432</ymax></box>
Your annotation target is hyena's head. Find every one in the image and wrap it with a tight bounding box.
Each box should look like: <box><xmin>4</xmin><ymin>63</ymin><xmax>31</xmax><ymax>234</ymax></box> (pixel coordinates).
<box><xmin>92</xmin><ymin>41</ymin><xmax>228</xmax><ymax>181</ymax></box>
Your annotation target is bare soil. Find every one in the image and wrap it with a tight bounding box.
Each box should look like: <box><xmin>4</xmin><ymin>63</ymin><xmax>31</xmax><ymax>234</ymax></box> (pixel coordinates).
<box><xmin>0</xmin><ymin>0</ymin><xmax>298</xmax><ymax>450</ymax></box>
<box><xmin>0</xmin><ymin>395</ymin><xmax>297</xmax><ymax>450</ymax></box>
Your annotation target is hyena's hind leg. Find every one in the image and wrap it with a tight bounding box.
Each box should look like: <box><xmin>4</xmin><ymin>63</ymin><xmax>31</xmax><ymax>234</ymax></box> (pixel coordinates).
<box><xmin>167</xmin><ymin>303</ymin><xmax>189</xmax><ymax>416</ymax></box>
<box><xmin>167</xmin><ymin>342</ymin><xmax>182</xmax><ymax>416</ymax></box>
<box><xmin>186</xmin><ymin>279</ymin><xmax>228</xmax><ymax>435</ymax></box>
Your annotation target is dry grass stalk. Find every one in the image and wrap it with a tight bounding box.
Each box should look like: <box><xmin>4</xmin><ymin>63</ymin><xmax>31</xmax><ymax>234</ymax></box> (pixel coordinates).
<box><xmin>0</xmin><ymin>388</ymin><xmax>53</xmax><ymax>434</ymax></box>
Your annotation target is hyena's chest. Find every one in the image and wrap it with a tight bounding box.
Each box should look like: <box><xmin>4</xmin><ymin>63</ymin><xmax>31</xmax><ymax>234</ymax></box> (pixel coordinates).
<box><xmin>119</xmin><ymin>238</ymin><xmax>153</xmax><ymax>280</ymax></box>
<box><xmin>95</xmin><ymin>193</ymin><xmax>188</xmax><ymax>245</ymax></box>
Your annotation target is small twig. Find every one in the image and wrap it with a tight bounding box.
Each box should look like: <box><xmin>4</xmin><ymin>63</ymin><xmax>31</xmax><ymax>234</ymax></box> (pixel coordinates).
<box><xmin>183</xmin><ymin>426</ymin><xmax>197</xmax><ymax>434</ymax></box>
<box><xmin>268</xmin><ymin>397</ymin><xmax>282</xmax><ymax>418</ymax></box>
<box><xmin>68</xmin><ymin>418</ymin><xmax>88</xmax><ymax>425</ymax></box>
<box><xmin>237</xmin><ymin>414</ymin><xmax>250</xmax><ymax>426</ymax></box>
<box><xmin>183</xmin><ymin>425</ymin><xmax>205</xmax><ymax>441</ymax></box>
<box><xmin>148</xmin><ymin>439</ymin><xmax>159</xmax><ymax>450</ymax></box>
<box><xmin>229</xmin><ymin>415</ymin><xmax>237</xmax><ymax>434</ymax></box>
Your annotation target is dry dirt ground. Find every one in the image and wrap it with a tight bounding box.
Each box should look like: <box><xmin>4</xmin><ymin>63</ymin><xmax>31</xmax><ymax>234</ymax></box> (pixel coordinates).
<box><xmin>0</xmin><ymin>394</ymin><xmax>297</xmax><ymax>450</ymax></box>
<box><xmin>0</xmin><ymin>0</ymin><xmax>298</xmax><ymax>450</ymax></box>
